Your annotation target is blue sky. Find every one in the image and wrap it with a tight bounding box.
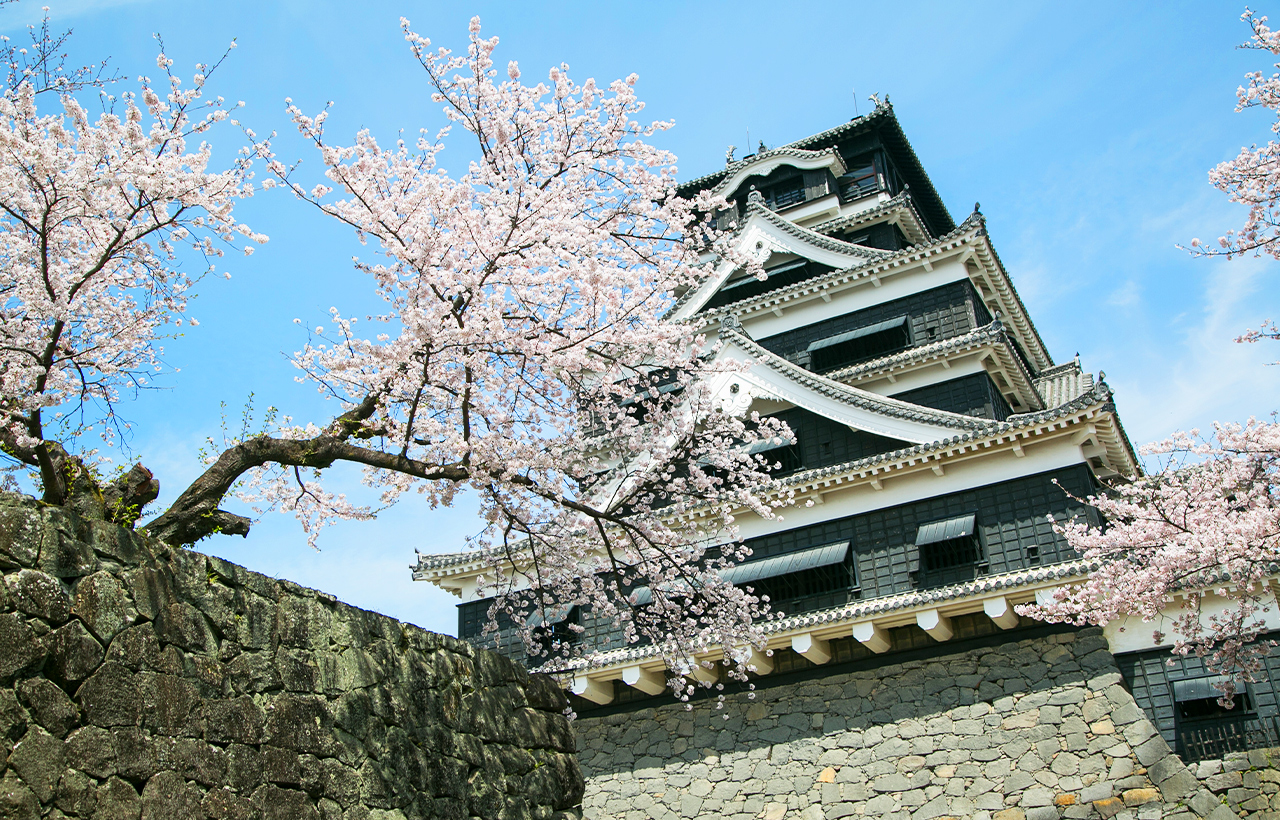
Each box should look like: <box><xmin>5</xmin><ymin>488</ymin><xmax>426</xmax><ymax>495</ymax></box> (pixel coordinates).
<box><xmin>5</xmin><ymin>0</ymin><xmax>1279</xmax><ymax>636</ymax></box>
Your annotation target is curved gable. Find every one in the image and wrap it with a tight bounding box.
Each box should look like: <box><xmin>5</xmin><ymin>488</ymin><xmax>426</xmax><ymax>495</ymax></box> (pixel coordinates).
<box><xmin>712</xmin><ymin>321</ymin><xmax>990</xmax><ymax>445</ymax></box>
<box><xmin>712</xmin><ymin>147</ymin><xmax>847</xmax><ymax>201</ymax></box>
<box><xmin>672</xmin><ymin>203</ymin><xmax>891</xmax><ymax>321</ymax></box>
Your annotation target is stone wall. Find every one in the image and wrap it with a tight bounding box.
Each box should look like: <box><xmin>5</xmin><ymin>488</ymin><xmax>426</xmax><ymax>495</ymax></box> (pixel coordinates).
<box><xmin>0</xmin><ymin>493</ymin><xmax>583</xmax><ymax>820</ymax></box>
<box><xmin>1189</xmin><ymin>751</ymin><xmax>1280</xmax><ymax>817</ymax></box>
<box><xmin>576</xmin><ymin>629</ymin><xmax>1247</xmax><ymax>820</ymax></box>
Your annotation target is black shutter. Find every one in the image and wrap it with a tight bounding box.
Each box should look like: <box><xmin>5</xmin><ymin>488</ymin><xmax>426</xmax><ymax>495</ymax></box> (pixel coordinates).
<box><xmin>803</xmin><ymin>169</ymin><xmax>830</xmax><ymax>202</ymax></box>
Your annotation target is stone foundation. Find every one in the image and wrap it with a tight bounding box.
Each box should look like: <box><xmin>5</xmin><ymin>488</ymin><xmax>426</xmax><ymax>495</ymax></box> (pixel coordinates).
<box><xmin>0</xmin><ymin>493</ymin><xmax>583</xmax><ymax>819</ymax></box>
<box><xmin>577</xmin><ymin>629</ymin><xmax>1244</xmax><ymax>820</ymax></box>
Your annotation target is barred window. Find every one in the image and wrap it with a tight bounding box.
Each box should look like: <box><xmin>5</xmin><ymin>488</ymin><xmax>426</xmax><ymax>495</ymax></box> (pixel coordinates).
<box><xmin>912</xmin><ymin>513</ymin><xmax>985</xmax><ymax>590</ymax></box>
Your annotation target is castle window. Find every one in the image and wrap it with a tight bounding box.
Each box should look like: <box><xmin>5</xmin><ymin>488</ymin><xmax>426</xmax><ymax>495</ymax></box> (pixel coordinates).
<box><xmin>839</xmin><ymin>161</ymin><xmax>880</xmax><ymax>200</ymax></box>
<box><xmin>704</xmin><ymin>258</ymin><xmax>831</xmax><ymax>311</ymax></box>
<box><xmin>723</xmin><ymin>540</ymin><xmax>858</xmax><ymax>616</ymax></box>
<box><xmin>1172</xmin><ymin>676</ymin><xmax>1267</xmax><ymax>762</ymax></box>
<box><xmin>913</xmin><ymin>513</ymin><xmax>985</xmax><ymax>589</ymax></box>
<box><xmin>806</xmin><ymin>316</ymin><xmax>910</xmax><ymax>372</ymax></box>
<box><xmin>528</xmin><ymin>604</ymin><xmax>580</xmax><ymax>656</ymax></box>
<box><xmin>767</xmin><ymin>177</ymin><xmax>806</xmax><ymax>209</ymax></box>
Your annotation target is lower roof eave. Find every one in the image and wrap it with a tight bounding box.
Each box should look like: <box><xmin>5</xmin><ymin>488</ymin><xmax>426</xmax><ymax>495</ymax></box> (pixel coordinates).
<box><xmin>556</xmin><ymin>559</ymin><xmax>1092</xmax><ymax>684</ymax></box>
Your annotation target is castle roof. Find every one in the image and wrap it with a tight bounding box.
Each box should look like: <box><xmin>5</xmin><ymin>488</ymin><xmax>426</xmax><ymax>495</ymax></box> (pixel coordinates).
<box><xmin>677</xmin><ymin>101</ymin><xmax>955</xmax><ymax>238</ymax></box>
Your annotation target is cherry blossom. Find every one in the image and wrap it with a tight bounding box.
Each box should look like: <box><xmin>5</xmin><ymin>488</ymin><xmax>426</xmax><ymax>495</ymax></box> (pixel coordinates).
<box><xmin>142</xmin><ymin>19</ymin><xmax>789</xmax><ymax>681</ymax></box>
<box><xmin>1194</xmin><ymin>10</ymin><xmax>1280</xmax><ymax>259</ymax></box>
<box><xmin>1019</xmin><ymin>420</ymin><xmax>1280</xmax><ymax>695</ymax></box>
<box><xmin>0</xmin><ymin>40</ymin><xmax>262</xmax><ymax>509</ymax></box>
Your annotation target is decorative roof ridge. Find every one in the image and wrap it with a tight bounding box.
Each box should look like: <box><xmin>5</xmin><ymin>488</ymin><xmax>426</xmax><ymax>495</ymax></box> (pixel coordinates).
<box><xmin>413</xmin><ymin>547</ymin><xmax>489</xmax><ymax>574</ymax></box>
<box><xmin>762</xmin><ymin>559</ymin><xmax>1090</xmax><ymax>636</ymax></box>
<box><xmin>677</xmin><ymin>108</ymin><xmax>892</xmax><ymax>194</ymax></box>
<box><xmin>762</xmin><ymin>382</ymin><xmax>1116</xmax><ymax>494</ymax></box>
<box><xmin>781</xmin><ymin>101</ymin><xmax>896</xmax><ymax>151</ymax></box>
<box><xmin>969</xmin><ymin>217</ymin><xmax>1053</xmax><ymax>370</ymax></box>
<box><xmin>1105</xmin><ymin>389</ymin><xmax>1142</xmax><ymax>478</ymax></box>
<box><xmin>809</xmin><ymin>189</ymin><xmax>932</xmax><ymax>243</ymax></box>
<box><xmin>554</xmin><ymin>558</ymin><xmax>1092</xmax><ymax>671</ymax></box>
<box><xmin>707</xmin><ymin>146</ymin><xmax>847</xmax><ymax>199</ymax></box>
<box><xmin>721</xmin><ymin>321</ymin><xmax>990</xmax><ymax>432</ymax></box>
<box><xmin>822</xmin><ymin>320</ymin><xmax>1007</xmax><ymax>382</ymax></box>
<box><xmin>1035</xmin><ymin>358</ymin><xmax>1085</xmax><ymax>380</ymax></box>
<box><xmin>694</xmin><ymin>209</ymin><xmax>987</xmax><ymax>319</ymax></box>
<box><xmin>743</xmin><ymin>199</ymin><xmax>894</xmax><ymax>260</ymax></box>
<box><xmin>787</xmin><ymin>100</ymin><xmax>954</xmax><ymax>235</ymax></box>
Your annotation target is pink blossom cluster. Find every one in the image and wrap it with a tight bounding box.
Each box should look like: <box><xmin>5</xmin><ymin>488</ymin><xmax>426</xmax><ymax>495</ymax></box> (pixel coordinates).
<box><xmin>229</xmin><ymin>19</ymin><xmax>791</xmax><ymax>683</ymax></box>
<box><xmin>1196</xmin><ymin>10</ymin><xmax>1280</xmax><ymax>259</ymax></box>
<box><xmin>1019</xmin><ymin>419</ymin><xmax>1280</xmax><ymax>695</ymax></box>
<box><xmin>0</xmin><ymin>49</ymin><xmax>262</xmax><ymax>485</ymax></box>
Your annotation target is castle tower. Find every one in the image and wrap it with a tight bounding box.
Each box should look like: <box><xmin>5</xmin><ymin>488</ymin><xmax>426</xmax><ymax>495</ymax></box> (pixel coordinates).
<box><xmin>415</xmin><ymin>103</ymin><xmax>1280</xmax><ymax>767</ymax></box>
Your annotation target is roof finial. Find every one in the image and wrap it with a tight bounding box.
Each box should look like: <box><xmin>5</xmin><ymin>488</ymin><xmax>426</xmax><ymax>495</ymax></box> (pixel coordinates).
<box><xmin>868</xmin><ymin>92</ymin><xmax>881</xmax><ymax>108</ymax></box>
<box><xmin>992</xmin><ymin>310</ymin><xmax>1003</xmax><ymax>330</ymax></box>
<box><xmin>1097</xmin><ymin>371</ymin><xmax>1106</xmax><ymax>383</ymax></box>
<box><xmin>758</xmin><ymin>139</ymin><xmax>767</xmax><ymax>154</ymax></box>
<box><xmin>725</xmin><ymin>145</ymin><xmax>736</xmax><ymax>165</ymax></box>
<box><xmin>720</xmin><ymin>313</ymin><xmax>741</xmax><ymax>330</ymax></box>
<box><xmin>747</xmin><ymin>185</ymin><xmax>763</xmax><ymax>205</ymax></box>
<box><xmin>974</xmin><ymin>202</ymin><xmax>982</xmax><ymax>214</ymax></box>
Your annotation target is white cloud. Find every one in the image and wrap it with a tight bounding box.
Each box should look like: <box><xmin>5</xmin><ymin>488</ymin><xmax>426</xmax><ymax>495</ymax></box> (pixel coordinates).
<box><xmin>1117</xmin><ymin>254</ymin><xmax>1280</xmax><ymax>444</ymax></box>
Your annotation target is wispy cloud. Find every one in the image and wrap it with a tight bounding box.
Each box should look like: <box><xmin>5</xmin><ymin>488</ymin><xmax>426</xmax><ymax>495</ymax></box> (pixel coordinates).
<box><xmin>1107</xmin><ymin>279</ymin><xmax>1142</xmax><ymax>309</ymax></box>
<box><xmin>1119</xmin><ymin>254</ymin><xmax>1280</xmax><ymax>443</ymax></box>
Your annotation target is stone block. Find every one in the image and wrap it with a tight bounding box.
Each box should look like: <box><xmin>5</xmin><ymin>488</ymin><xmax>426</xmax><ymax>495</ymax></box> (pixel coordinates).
<box><xmin>1079</xmin><ymin>783</ymin><xmax>1112</xmax><ymax>803</ymax></box>
<box><xmin>1022</xmin><ymin>788</ymin><xmax>1055</xmax><ymax>807</ymax></box>
<box><xmin>226</xmin><ymin>743</ymin><xmax>264</xmax><ymax>793</ymax></box>
<box><xmin>1158</xmin><ymin>769</ymin><xmax>1200</xmax><ymax>800</ymax></box>
<box><xmin>5</xmin><ymin>569</ymin><xmax>71</xmax><ymax>623</ymax></box>
<box><xmin>0</xmin><ymin>612</ymin><xmax>45</xmax><ymax>681</ymax></box>
<box><xmin>65</xmin><ymin>725</ymin><xmax>115</xmax><ymax>779</ymax></box>
<box><xmin>205</xmin><ymin>696</ymin><xmax>265</xmax><ymax>745</ymax></box>
<box><xmin>1121</xmin><ymin>788</ymin><xmax>1160</xmax><ymax>806</ymax></box>
<box><xmin>77</xmin><ymin>662</ymin><xmax>143</xmax><ymax>727</ymax></box>
<box><xmin>141</xmin><ymin>771</ymin><xmax>204</xmax><ymax>820</ymax></box>
<box><xmin>1133</xmin><ymin>734</ymin><xmax>1171</xmax><ymax>767</ymax></box>
<box><xmin>16</xmin><ymin>677</ymin><xmax>78</xmax><ymax>738</ymax></box>
<box><xmin>0</xmin><ymin>774</ymin><xmax>39</xmax><ymax>820</ymax></box>
<box><xmin>113</xmin><ymin>727</ymin><xmax>160</xmax><ymax>781</ymax></box>
<box><xmin>1205</xmin><ymin>770</ymin><xmax>1243</xmax><ymax>792</ymax></box>
<box><xmin>202</xmin><ymin>787</ymin><xmax>258</xmax><ymax>820</ymax></box>
<box><xmin>95</xmin><ymin>776</ymin><xmax>141</xmax><ymax>820</ymax></box>
<box><xmin>8</xmin><ymin>725</ymin><xmax>64</xmax><ymax>802</ymax></box>
<box><xmin>53</xmin><ymin>769</ymin><xmax>96</xmax><ymax>818</ymax></box>
<box><xmin>35</xmin><ymin>525</ymin><xmax>96</xmax><ymax>579</ymax></box>
<box><xmin>72</xmin><ymin>571</ymin><xmax>136</xmax><ymax>643</ymax></box>
<box><xmin>140</xmin><ymin>673</ymin><xmax>205</xmax><ymax>738</ymax></box>
<box><xmin>46</xmin><ymin>619</ymin><xmax>105</xmax><ymax>682</ymax></box>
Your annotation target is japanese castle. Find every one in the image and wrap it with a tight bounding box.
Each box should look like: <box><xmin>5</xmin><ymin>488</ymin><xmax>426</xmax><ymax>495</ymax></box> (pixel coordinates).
<box><xmin>414</xmin><ymin>101</ymin><xmax>1280</xmax><ymax>761</ymax></box>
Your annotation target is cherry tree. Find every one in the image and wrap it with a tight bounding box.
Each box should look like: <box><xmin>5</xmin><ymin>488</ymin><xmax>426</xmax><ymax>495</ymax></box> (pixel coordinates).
<box><xmin>1020</xmin><ymin>421</ymin><xmax>1280</xmax><ymax>694</ymax></box>
<box><xmin>0</xmin><ymin>36</ymin><xmax>262</xmax><ymax>519</ymax></box>
<box><xmin>1192</xmin><ymin>10</ymin><xmax>1280</xmax><ymax>261</ymax></box>
<box><xmin>1</xmin><ymin>17</ymin><xmax>790</xmax><ymax>678</ymax></box>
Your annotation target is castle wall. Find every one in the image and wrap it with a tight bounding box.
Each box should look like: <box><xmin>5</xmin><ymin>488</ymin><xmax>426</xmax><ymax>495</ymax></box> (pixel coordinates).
<box><xmin>0</xmin><ymin>494</ymin><xmax>583</xmax><ymax>820</ymax></box>
<box><xmin>576</xmin><ymin>629</ymin><xmax>1253</xmax><ymax>820</ymax></box>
